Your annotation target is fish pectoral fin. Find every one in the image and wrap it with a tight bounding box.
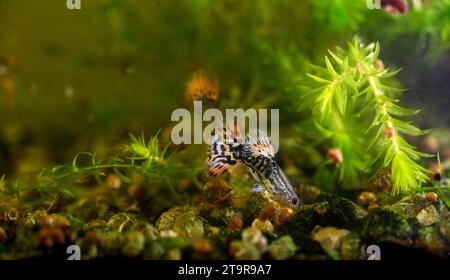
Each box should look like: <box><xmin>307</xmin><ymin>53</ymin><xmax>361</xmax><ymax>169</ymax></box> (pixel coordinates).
<box><xmin>247</xmin><ymin>167</ymin><xmax>263</xmax><ymax>182</ymax></box>
<box><xmin>251</xmin><ymin>183</ymin><xmax>265</xmax><ymax>193</ymax></box>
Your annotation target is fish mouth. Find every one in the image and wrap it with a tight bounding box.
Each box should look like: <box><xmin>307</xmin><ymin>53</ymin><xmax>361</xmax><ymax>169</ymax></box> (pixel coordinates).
<box><xmin>272</xmin><ymin>193</ymin><xmax>301</xmax><ymax>209</ymax></box>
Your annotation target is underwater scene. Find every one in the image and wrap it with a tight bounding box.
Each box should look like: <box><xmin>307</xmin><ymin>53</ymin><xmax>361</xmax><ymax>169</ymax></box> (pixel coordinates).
<box><xmin>0</xmin><ymin>0</ymin><xmax>450</xmax><ymax>261</ymax></box>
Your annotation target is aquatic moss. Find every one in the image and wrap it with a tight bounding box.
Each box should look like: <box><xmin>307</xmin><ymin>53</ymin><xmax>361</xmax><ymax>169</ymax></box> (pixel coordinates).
<box><xmin>268</xmin><ymin>235</ymin><xmax>297</xmax><ymax>260</ymax></box>
<box><xmin>340</xmin><ymin>232</ymin><xmax>362</xmax><ymax>260</ymax></box>
<box><xmin>207</xmin><ymin>207</ymin><xmax>240</xmax><ymax>227</ymax></box>
<box><xmin>361</xmin><ymin>207</ymin><xmax>414</xmax><ymax>243</ymax></box>
<box><xmin>285</xmin><ymin>197</ymin><xmax>367</xmax><ymax>235</ymax></box>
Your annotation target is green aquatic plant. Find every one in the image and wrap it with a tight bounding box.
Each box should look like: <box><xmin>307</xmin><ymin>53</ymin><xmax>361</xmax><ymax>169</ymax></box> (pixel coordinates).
<box><xmin>299</xmin><ymin>37</ymin><xmax>430</xmax><ymax>195</ymax></box>
<box><xmin>0</xmin><ymin>133</ymin><xmax>201</xmax><ymax>205</ymax></box>
<box><xmin>308</xmin><ymin>0</ymin><xmax>365</xmax><ymax>35</ymax></box>
<box><xmin>52</xmin><ymin>133</ymin><xmax>185</xmax><ymax>182</ymax></box>
<box><xmin>363</xmin><ymin>0</ymin><xmax>450</xmax><ymax>61</ymax></box>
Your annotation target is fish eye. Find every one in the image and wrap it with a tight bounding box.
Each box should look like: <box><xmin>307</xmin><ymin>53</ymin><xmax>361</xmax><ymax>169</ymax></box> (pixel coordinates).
<box><xmin>291</xmin><ymin>198</ymin><xmax>299</xmax><ymax>206</ymax></box>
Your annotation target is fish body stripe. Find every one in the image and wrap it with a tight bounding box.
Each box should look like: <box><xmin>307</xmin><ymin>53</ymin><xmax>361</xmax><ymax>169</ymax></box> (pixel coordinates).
<box><xmin>207</xmin><ymin>128</ymin><xmax>300</xmax><ymax>207</ymax></box>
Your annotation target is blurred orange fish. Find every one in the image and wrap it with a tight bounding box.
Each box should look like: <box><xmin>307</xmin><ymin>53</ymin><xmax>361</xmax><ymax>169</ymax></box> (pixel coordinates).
<box><xmin>185</xmin><ymin>70</ymin><xmax>219</xmax><ymax>106</ymax></box>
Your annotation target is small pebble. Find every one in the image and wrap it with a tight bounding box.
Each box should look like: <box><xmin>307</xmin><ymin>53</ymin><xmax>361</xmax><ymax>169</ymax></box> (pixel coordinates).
<box><xmin>428</xmin><ymin>163</ymin><xmax>441</xmax><ymax>181</ymax></box>
<box><xmin>356</xmin><ymin>192</ymin><xmax>377</xmax><ymax>207</ymax></box>
<box><xmin>227</xmin><ymin>214</ymin><xmax>243</xmax><ymax>232</ymax></box>
<box><xmin>0</xmin><ymin>227</ymin><xmax>7</xmax><ymax>243</ymax></box>
<box><xmin>106</xmin><ymin>174</ymin><xmax>121</xmax><ymax>190</ymax></box>
<box><xmin>367</xmin><ymin>203</ymin><xmax>379</xmax><ymax>212</ymax></box>
<box><xmin>251</xmin><ymin>218</ymin><xmax>274</xmax><ymax>234</ymax></box>
<box><xmin>425</xmin><ymin>192</ymin><xmax>438</xmax><ymax>203</ymax></box>
<box><xmin>7</xmin><ymin>208</ymin><xmax>19</xmax><ymax>222</ymax></box>
<box><xmin>194</xmin><ymin>239</ymin><xmax>211</xmax><ymax>254</ymax></box>
<box><xmin>416</xmin><ymin>205</ymin><xmax>440</xmax><ymax>226</ymax></box>
<box><xmin>278</xmin><ymin>207</ymin><xmax>295</xmax><ymax>224</ymax></box>
<box><xmin>312</xmin><ymin>226</ymin><xmax>350</xmax><ymax>253</ymax></box>
<box><xmin>259</xmin><ymin>202</ymin><xmax>281</xmax><ymax>221</ymax></box>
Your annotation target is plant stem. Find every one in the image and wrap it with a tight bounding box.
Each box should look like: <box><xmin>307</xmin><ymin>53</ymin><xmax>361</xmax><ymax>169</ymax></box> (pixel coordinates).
<box><xmin>53</xmin><ymin>163</ymin><xmax>146</xmax><ymax>181</ymax></box>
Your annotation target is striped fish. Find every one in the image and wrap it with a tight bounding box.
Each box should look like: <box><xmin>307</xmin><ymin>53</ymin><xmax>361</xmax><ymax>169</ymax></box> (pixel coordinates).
<box><xmin>207</xmin><ymin>126</ymin><xmax>300</xmax><ymax>208</ymax></box>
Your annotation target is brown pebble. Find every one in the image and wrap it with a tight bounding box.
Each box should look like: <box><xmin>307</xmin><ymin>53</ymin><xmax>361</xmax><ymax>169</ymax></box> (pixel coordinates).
<box><xmin>65</xmin><ymin>229</ymin><xmax>77</xmax><ymax>242</ymax></box>
<box><xmin>422</xmin><ymin>136</ymin><xmax>439</xmax><ymax>153</ymax></box>
<box><xmin>52</xmin><ymin>228</ymin><xmax>65</xmax><ymax>245</ymax></box>
<box><xmin>0</xmin><ymin>227</ymin><xmax>7</xmax><ymax>243</ymax></box>
<box><xmin>0</xmin><ymin>212</ymin><xmax>7</xmax><ymax>223</ymax></box>
<box><xmin>7</xmin><ymin>208</ymin><xmax>19</xmax><ymax>222</ymax></box>
<box><xmin>38</xmin><ymin>227</ymin><xmax>54</xmax><ymax>247</ymax></box>
<box><xmin>227</xmin><ymin>214</ymin><xmax>243</xmax><ymax>232</ymax></box>
<box><xmin>53</xmin><ymin>215</ymin><xmax>70</xmax><ymax>228</ymax></box>
<box><xmin>39</xmin><ymin>216</ymin><xmax>54</xmax><ymax>227</ymax></box>
<box><xmin>204</xmin><ymin>179</ymin><xmax>233</xmax><ymax>206</ymax></box>
<box><xmin>297</xmin><ymin>185</ymin><xmax>321</xmax><ymax>204</ymax></box>
<box><xmin>367</xmin><ymin>203</ymin><xmax>378</xmax><ymax>212</ymax></box>
<box><xmin>356</xmin><ymin>192</ymin><xmax>377</xmax><ymax>207</ymax></box>
<box><xmin>200</xmin><ymin>203</ymin><xmax>214</xmax><ymax>217</ymax></box>
<box><xmin>84</xmin><ymin>232</ymin><xmax>100</xmax><ymax>242</ymax></box>
<box><xmin>106</xmin><ymin>174</ymin><xmax>121</xmax><ymax>190</ymax></box>
<box><xmin>127</xmin><ymin>184</ymin><xmax>147</xmax><ymax>200</ymax></box>
<box><xmin>428</xmin><ymin>163</ymin><xmax>441</xmax><ymax>181</ymax></box>
<box><xmin>278</xmin><ymin>207</ymin><xmax>295</xmax><ymax>224</ymax></box>
<box><xmin>42</xmin><ymin>214</ymin><xmax>70</xmax><ymax>228</ymax></box>
<box><xmin>425</xmin><ymin>192</ymin><xmax>438</xmax><ymax>203</ymax></box>
<box><xmin>194</xmin><ymin>239</ymin><xmax>211</xmax><ymax>254</ymax></box>
<box><xmin>192</xmin><ymin>194</ymin><xmax>204</xmax><ymax>203</ymax></box>
<box><xmin>260</xmin><ymin>202</ymin><xmax>281</xmax><ymax>222</ymax></box>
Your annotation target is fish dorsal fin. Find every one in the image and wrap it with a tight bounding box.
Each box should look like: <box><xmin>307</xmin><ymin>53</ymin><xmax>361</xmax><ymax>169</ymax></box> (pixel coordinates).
<box><xmin>207</xmin><ymin>124</ymin><xmax>241</xmax><ymax>177</ymax></box>
<box><xmin>245</xmin><ymin>130</ymin><xmax>275</xmax><ymax>158</ymax></box>
<box><xmin>222</xmin><ymin>122</ymin><xmax>243</xmax><ymax>146</ymax></box>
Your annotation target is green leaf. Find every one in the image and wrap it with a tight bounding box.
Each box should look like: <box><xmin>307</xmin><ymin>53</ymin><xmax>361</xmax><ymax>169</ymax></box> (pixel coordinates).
<box><xmin>316</xmin><ymin>87</ymin><xmax>333</xmax><ymax>114</ymax></box>
<box><xmin>306</xmin><ymin>73</ymin><xmax>331</xmax><ymax>84</ymax></box>
<box><xmin>386</xmin><ymin>103</ymin><xmax>420</xmax><ymax>116</ymax></box>
<box><xmin>324</xmin><ymin>56</ymin><xmax>338</xmax><ymax>77</ymax></box>
<box><xmin>328</xmin><ymin>50</ymin><xmax>343</xmax><ymax>65</ymax></box>
<box><xmin>383</xmin><ymin>144</ymin><xmax>397</xmax><ymax>167</ymax></box>
<box><xmin>391</xmin><ymin>118</ymin><xmax>429</xmax><ymax>136</ymax></box>
<box><xmin>313</xmin><ymin>121</ymin><xmax>333</xmax><ymax>138</ymax></box>
<box><xmin>391</xmin><ymin>151</ymin><xmax>429</xmax><ymax>195</ymax></box>
<box><xmin>333</xmin><ymin>85</ymin><xmax>347</xmax><ymax>116</ymax></box>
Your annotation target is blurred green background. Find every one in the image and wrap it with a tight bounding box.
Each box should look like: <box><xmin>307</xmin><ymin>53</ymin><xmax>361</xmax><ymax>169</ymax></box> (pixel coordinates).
<box><xmin>0</xmin><ymin>0</ymin><xmax>449</xmax><ymax>176</ymax></box>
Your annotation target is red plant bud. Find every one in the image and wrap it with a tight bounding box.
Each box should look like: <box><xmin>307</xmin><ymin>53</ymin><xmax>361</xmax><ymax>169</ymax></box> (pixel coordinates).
<box><xmin>327</xmin><ymin>148</ymin><xmax>343</xmax><ymax>166</ymax></box>
<box><xmin>373</xmin><ymin>59</ymin><xmax>384</xmax><ymax>70</ymax></box>
<box><xmin>384</xmin><ymin>127</ymin><xmax>395</xmax><ymax>139</ymax></box>
<box><xmin>381</xmin><ymin>0</ymin><xmax>409</xmax><ymax>14</ymax></box>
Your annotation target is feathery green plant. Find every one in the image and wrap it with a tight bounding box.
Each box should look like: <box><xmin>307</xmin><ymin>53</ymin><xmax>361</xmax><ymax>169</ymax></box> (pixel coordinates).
<box><xmin>300</xmin><ymin>37</ymin><xmax>431</xmax><ymax>195</ymax></box>
<box><xmin>0</xmin><ymin>133</ymin><xmax>201</xmax><ymax>205</ymax></box>
<box><xmin>308</xmin><ymin>0</ymin><xmax>365</xmax><ymax>35</ymax></box>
